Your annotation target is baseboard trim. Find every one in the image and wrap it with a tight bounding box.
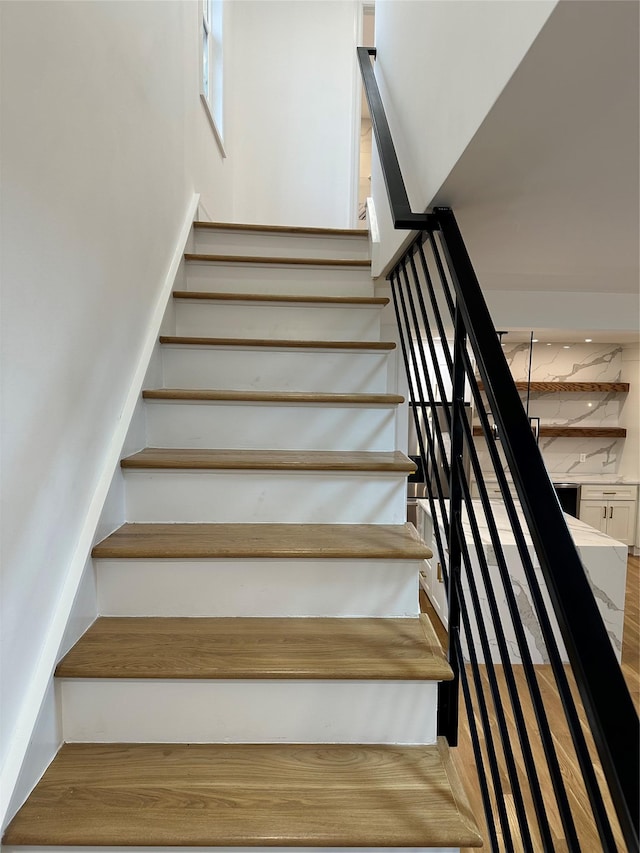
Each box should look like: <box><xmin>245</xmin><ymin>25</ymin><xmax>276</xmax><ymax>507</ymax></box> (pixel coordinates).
<box><xmin>0</xmin><ymin>193</ymin><xmax>200</xmax><ymax>830</ymax></box>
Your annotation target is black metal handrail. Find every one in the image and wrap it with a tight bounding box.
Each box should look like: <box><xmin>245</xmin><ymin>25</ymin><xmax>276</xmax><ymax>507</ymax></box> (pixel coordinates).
<box><xmin>359</xmin><ymin>45</ymin><xmax>639</xmax><ymax>852</ymax></box>
<box><xmin>357</xmin><ymin>48</ymin><xmax>434</xmax><ymax>230</ymax></box>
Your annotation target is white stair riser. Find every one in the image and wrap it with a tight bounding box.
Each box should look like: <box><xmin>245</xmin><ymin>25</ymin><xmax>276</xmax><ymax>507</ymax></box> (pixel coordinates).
<box><xmin>161</xmin><ymin>346</ymin><xmax>392</xmax><ymax>393</ymax></box>
<box><xmin>59</xmin><ymin>680</ymin><xmax>438</xmax><ymax>744</ymax></box>
<box><xmin>144</xmin><ymin>401</ymin><xmax>398</xmax><ymax>451</ymax></box>
<box><xmin>174</xmin><ymin>301</ymin><xmax>382</xmax><ymax>341</ymax></box>
<box><xmin>123</xmin><ymin>470</ymin><xmax>408</xmax><ymax>524</ymax></box>
<box><xmin>2</xmin><ymin>846</ymin><xmax>458</xmax><ymax>852</ymax></box>
<box><xmin>193</xmin><ymin>229</ymin><xmax>370</xmax><ymax>260</ymax></box>
<box><xmin>185</xmin><ymin>261</ymin><xmax>374</xmax><ymax>297</ymax></box>
<box><xmin>95</xmin><ymin>558</ymin><xmax>421</xmax><ymax>617</ymax></box>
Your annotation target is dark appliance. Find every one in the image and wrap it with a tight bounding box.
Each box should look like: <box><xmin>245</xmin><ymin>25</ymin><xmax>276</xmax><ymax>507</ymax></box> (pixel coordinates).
<box><xmin>553</xmin><ymin>482</ymin><xmax>581</xmax><ymax>518</ymax></box>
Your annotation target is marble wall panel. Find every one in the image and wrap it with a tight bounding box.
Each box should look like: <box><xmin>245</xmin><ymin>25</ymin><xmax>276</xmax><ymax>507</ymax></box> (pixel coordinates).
<box><xmin>474</xmin><ymin>342</ymin><xmax>628</xmax><ymax>476</ymax></box>
<box><xmin>503</xmin><ymin>342</ymin><xmax>623</xmax><ymax>382</ymax></box>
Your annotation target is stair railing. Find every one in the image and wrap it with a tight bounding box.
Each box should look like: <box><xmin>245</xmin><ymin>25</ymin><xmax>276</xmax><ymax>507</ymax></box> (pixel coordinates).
<box><xmin>358</xmin><ymin>46</ymin><xmax>639</xmax><ymax>852</ymax></box>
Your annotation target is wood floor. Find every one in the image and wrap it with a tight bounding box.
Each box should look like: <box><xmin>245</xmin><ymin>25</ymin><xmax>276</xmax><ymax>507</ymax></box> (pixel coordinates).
<box><xmin>422</xmin><ymin>554</ymin><xmax>640</xmax><ymax>853</ymax></box>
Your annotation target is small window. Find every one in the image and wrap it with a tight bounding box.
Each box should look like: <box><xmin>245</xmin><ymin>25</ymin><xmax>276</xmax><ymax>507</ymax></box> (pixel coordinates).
<box><xmin>201</xmin><ymin>0</ymin><xmax>225</xmax><ymax>155</ymax></box>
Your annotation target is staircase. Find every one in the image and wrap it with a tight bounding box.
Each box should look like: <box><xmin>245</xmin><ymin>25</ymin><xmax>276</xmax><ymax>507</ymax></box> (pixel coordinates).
<box><xmin>3</xmin><ymin>222</ymin><xmax>482</xmax><ymax>852</ymax></box>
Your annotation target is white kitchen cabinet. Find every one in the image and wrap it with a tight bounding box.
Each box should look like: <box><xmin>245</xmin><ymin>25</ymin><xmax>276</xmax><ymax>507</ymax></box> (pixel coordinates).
<box><xmin>579</xmin><ymin>485</ymin><xmax>638</xmax><ymax>546</ymax></box>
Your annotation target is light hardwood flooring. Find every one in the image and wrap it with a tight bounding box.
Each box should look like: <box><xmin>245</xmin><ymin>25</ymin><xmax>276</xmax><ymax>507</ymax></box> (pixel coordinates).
<box><xmin>421</xmin><ymin>554</ymin><xmax>639</xmax><ymax>853</ymax></box>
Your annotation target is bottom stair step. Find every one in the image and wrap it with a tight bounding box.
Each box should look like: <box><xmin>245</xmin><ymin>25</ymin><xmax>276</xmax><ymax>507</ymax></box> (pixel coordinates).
<box><xmin>3</xmin><ymin>741</ymin><xmax>482</xmax><ymax>849</ymax></box>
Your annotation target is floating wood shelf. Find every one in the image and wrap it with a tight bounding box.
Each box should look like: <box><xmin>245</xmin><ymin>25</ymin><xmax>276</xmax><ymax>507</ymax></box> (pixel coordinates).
<box><xmin>472</xmin><ymin>426</ymin><xmax>626</xmax><ymax>438</ymax></box>
<box><xmin>477</xmin><ymin>381</ymin><xmax>629</xmax><ymax>393</ymax></box>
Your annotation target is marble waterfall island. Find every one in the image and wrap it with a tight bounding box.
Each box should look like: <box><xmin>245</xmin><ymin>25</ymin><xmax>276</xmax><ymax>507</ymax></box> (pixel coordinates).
<box><xmin>417</xmin><ymin>499</ymin><xmax>627</xmax><ymax>665</ymax></box>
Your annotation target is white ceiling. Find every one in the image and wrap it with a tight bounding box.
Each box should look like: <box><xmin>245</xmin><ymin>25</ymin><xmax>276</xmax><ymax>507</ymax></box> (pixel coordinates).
<box><xmin>490</xmin><ymin>329</ymin><xmax>639</xmax><ymax>345</ymax></box>
<box><xmin>433</xmin><ymin>0</ymin><xmax>639</xmax><ymax>301</ymax></box>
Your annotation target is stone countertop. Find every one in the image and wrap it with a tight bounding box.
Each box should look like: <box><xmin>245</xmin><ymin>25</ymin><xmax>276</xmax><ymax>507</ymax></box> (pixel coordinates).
<box><xmin>473</xmin><ymin>499</ymin><xmax>627</xmax><ymax>549</ymax></box>
<box><xmin>475</xmin><ymin>474</ymin><xmax>639</xmax><ymax>486</ymax></box>
<box><xmin>546</xmin><ymin>474</ymin><xmax>639</xmax><ymax>486</ymax></box>
<box><xmin>417</xmin><ymin>498</ymin><xmax>629</xmax><ymax>550</ymax></box>
<box><xmin>415</xmin><ymin>496</ymin><xmax>628</xmax><ymax>664</ymax></box>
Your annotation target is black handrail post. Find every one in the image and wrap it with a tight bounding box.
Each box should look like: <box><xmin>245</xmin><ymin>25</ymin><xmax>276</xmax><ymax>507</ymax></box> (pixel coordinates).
<box><xmin>437</xmin><ymin>304</ymin><xmax>466</xmax><ymax>745</ymax></box>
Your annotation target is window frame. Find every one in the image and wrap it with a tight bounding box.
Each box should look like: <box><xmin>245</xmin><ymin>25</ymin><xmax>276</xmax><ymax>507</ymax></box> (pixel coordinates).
<box><xmin>200</xmin><ymin>0</ymin><xmax>226</xmax><ymax>157</ymax></box>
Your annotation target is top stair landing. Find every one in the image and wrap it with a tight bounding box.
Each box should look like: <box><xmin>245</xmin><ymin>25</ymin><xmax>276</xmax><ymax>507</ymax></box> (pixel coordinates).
<box><xmin>185</xmin><ymin>222</ymin><xmax>373</xmax><ymax>298</ymax></box>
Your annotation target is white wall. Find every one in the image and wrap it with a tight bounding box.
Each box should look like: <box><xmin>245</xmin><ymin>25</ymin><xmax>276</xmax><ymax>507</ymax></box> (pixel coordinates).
<box><xmin>370</xmin><ymin>0</ymin><xmax>556</xmax><ymax>274</ymax></box>
<box><xmin>227</xmin><ymin>0</ymin><xmax>360</xmax><ymax>228</ymax></box>
<box><xmin>0</xmin><ymin>0</ymin><xmax>232</xmax><ymax>824</ymax></box>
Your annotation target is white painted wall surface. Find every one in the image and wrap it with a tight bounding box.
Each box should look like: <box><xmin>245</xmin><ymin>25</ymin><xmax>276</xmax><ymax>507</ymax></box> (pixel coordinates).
<box><xmin>227</xmin><ymin>0</ymin><xmax>360</xmax><ymax>228</ymax></box>
<box><xmin>0</xmin><ymin>0</ymin><xmax>231</xmax><ymax>825</ymax></box>
<box><xmin>370</xmin><ymin>0</ymin><xmax>556</xmax><ymax>274</ymax></box>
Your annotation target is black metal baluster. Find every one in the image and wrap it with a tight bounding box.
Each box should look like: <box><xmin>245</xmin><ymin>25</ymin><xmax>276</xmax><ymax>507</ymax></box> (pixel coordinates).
<box><xmin>414</xmin><ymin>241</ymin><xmax>454</xmax><ymax>376</ymax></box>
<box><xmin>397</xmin><ymin>262</ymin><xmax>451</xmax><ymax>485</ymax></box>
<box><xmin>453</xmin><ymin>513</ymin><xmax>537</xmax><ymax>852</ymax></box>
<box><xmin>439</xmin><ymin>306</ymin><xmax>465</xmax><ymax>745</ymax></box>
<box><xmin>405</xmin><ymin>252</ymin><xmax>452</xmax><ymax>426</ymax></box>
<box><xmin>446</xmin><ymin>254</ymin><xmax>621</xmax><ymax>852</ymax></box>
<box><xmin>389</xmin><ymin>271</ymin><xmax>451</xmax><ymax>562</ymax></box>
<box><xmin>394</xmin><ymin>265</ymin><xmax>453</xmax><ymax>546</ymax></box>
<box><xmin>455</xmin><ymin>461</ymin><xmax>559</xmax><ymax>850</ymax></box>
<box><xmin>453</xmin><ymin>556</ymin><xmax>517</xmax><ymax>852</ymax></box>
<box><xmin>456</xmin><ymin>642</ymin><xmax>501</xmax><ymax>852</ymax></box>
<box><xmin>458</xmin><ymin>351</ymin><xmax>595</xmax><ymax>850</ymax></box>
<box><xmin>425</xmin><ymin>232</ymin><xmax>456</xmax><ymax>324</ymax></box>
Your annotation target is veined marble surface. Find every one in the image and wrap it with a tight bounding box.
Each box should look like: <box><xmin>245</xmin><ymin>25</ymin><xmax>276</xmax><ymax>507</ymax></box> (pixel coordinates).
<box><xmin>503</xmin><ymin>342</ymin><xmax>623</xmax><ymax>382</ymax></box>
<box><xmin>476</xmin><ymin>342</ymin><xmax>630</xmax><ymax>477</ymax></box>
<box><xmin>417</xmin><ymin>498</ymin><xmax>627</xmax><ymax>665</ymax></box>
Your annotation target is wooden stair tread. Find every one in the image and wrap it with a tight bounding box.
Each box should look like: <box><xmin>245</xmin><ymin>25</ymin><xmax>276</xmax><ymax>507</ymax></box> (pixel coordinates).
<box><xmin>173</xmin><ymin>290</ymin><xmax>388</xmax><ymax>305</ymax></box>
<box><xmin>142</xmin><ymin>389</ymin><xmax>405</xmax><ymax>405</ymax></box>
<box><xmin>121</xmin><ymin>449</ymin><xmax>416</xmax><ymax>473</ymax></box>
<box><xmin>3</xmin><ymin>740</ymin><xmax>482</xmax><ymax>847</ymax></box>
<box><xmin>185</xmin><ymin>253</ymin><xmax>371</xmax><ymax>267</ymax></box>
<box><xmin>159</xmin><ymin>334</ymin><xmax>396</xmax><ymax>351</ymax></box>
<box><xmin>92</xmin><ymin>522</ymin><xmax>432</xmax><ymax>560</ymax></box>
<box><xmin>55</xmin><ymin>616</ymin><xmax>452</xmax><ymax>680</ymax></box>
<box><xmin>194</xmin><ymin>220</ymin><xmax>368</xmax><ymax>238</ymax></box>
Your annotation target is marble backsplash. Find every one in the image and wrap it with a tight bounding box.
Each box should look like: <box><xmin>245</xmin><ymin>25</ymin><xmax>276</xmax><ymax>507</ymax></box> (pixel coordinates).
<box><xmin>475</xmin><ymin>342</ymin><xmax>626</xmax><ymax>476</ymax></box>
